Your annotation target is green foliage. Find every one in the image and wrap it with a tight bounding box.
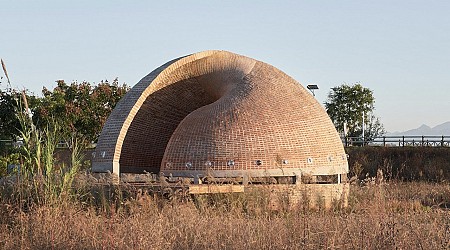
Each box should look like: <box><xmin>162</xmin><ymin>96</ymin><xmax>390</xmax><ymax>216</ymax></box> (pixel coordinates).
<box><xmin>10</xmin><ymin>98</ymin><xmax>88</xmax><ymax>205</ymax></box>
<box><xmin>0</xmin><ymin>88</ymin><xmax>39</xmax><ymax>141</ymax></box>
<box><xmin>0</xmin><ymin>79</ymin><xmax>129</xmax><ymax>151</ymax></box>
<box><xmin>324</xmin><ymin>83</ymin><xmax>385</xmax><ymax>141</ymax></box>
<box><xmin>0</xmin><ymin>60</ymin><xmax>124</xmax><ymax>206</ymax></box>
<box><xmin>0</xmin><ymin>89</ymin><xmax>20</xmax><ymax>140</ymax></box>
<box><xmin>0</xmin><ymin>153</ymin><xmax>20</xmax><ymax>177</ymax></box>
<box><xmin>34</xmin><ymin>78</ymin><xmax>129</xmax><ymax>144</ymax></box>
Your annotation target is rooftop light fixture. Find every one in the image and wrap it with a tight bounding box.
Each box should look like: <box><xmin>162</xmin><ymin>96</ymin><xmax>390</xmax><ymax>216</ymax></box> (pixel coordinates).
<box><xmin>306</xmin><ymin>84</ymin><xmax>319</xmax><ymax>96</ymax></box>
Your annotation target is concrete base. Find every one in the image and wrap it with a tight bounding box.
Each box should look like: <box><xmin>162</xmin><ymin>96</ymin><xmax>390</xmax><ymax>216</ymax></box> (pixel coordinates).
<box><xmin>189</xmin><ymin>183</ymin><xmax>349</xmax><ymax>210</ymax></box>
<box><xmin>257</xmin><ymin>183</ymin><xmax>350</xmax><ymax>210</ymax></box>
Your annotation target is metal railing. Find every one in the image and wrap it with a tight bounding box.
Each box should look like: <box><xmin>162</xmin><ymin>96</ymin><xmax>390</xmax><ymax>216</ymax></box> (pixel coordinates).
<box><xmin>342</xmin><ymin>135</ymin><xmax>450</xmax><ymax>147</ymax></box>
<box><xmin>3</xmin><ymin>136</ymin><xmax>450</xmax><ymax>149</ymax></box>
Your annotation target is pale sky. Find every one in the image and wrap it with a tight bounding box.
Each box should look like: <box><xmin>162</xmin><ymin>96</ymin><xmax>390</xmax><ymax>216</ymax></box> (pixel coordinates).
<box><xmin>2</xmin><ymin>0</ymin><xmax>449</xmax><ymax>132</ymax></box>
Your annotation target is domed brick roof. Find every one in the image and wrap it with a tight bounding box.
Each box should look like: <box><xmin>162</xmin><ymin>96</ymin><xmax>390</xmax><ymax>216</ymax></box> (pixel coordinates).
<box><xmin>92</xmin><ymin>51</ymin><xmax>348</xmax><ymax>179</ymax></box>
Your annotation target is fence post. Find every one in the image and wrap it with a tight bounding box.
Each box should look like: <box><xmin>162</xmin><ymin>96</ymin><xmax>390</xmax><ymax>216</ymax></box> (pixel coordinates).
<box><xmin>442</xmin><ymin>136</ymin><xmax>444</xmax><ymax>147</ymax></box>
<box><xmin>422</xmin><ymin>136</ymin><xmax>424</xmax><ymax>147</ymax></box>
<box><xmin>383</xmin><ymin>136</ymin><xmax>386</xmax><ymax>147</ymax></box>
<box><xmin>402</xmin><ymin>136</ymin><xmax>405</xmax><ymax>147</ymax></box>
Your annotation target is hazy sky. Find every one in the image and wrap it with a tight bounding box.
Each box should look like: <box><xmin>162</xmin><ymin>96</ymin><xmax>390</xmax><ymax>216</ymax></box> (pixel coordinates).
<box><xmin>2</xmin><ymin>0</ymin><xmax>449</xmax><ymax>132</ymax></box>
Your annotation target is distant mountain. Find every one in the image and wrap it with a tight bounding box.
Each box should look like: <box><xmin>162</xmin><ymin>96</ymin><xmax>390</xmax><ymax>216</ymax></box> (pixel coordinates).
<box><xmin>388</xmin><ymin>122</ymin><xmax>450</xmax><ymax>136</ymax></box>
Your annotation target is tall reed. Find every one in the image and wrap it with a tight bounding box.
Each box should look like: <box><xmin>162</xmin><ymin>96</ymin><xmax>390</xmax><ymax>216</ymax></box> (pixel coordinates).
<box><xmin>5</xmin><ymin>94</ymin><xmax>86</xmax><ymax>207</ymax></box>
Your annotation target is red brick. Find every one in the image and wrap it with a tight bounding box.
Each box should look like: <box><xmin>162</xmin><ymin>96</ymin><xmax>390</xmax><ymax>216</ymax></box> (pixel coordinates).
<box><xmin>92</xmin><ymin>51</ymin><xmax>348</xmax><ymax>179</ymax></box>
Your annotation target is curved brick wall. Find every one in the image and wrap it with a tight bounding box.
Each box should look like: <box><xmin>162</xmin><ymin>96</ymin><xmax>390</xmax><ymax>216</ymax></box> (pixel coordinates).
<box><xmin>92</xmin><ymin>51</ymin><xmax>348</xmax><ymax>179</ymax></box>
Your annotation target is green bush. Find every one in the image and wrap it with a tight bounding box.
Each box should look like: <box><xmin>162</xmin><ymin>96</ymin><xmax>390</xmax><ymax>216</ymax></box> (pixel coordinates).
<box><xmin>0</xmin><ymin>153</ymin><xmax>20</xmax><ymax>177</ymax></box>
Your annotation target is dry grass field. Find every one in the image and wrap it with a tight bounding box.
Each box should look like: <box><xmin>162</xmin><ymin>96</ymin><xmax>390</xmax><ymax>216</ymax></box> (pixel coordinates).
<box><xmin>0</xmin><ymin>179</ymin><xmax>449</xmax><ymax>250</ymax></box>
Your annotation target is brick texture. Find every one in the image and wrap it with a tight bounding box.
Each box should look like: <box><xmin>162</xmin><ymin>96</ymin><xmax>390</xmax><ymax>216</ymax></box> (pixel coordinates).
<box><xmin>92</xmin><ymin>51</ymin><xmax>348</xmax><ymax>179</ymax></box>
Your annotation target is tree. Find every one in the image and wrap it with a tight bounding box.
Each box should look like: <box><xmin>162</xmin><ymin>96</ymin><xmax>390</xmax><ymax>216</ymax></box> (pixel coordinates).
<box><xmin>0</xmin><ymin>88</ymin><xmax>39</xmax><ymax>140</ymax></box>
<box><xmin>324</xmin><ymin>83</ymin><xmax>385</xmax><ymax>143</ymax></box>
<box><xmin>1</xmin><ymin>59</ymin><xmax>40</xmax><ymax>154</ymax></box>
<box><xmin>0</xmin><ymin>89</ymin><xmax>21</xmax><ymax>140</ymax></box>
<box><xmin>1</xmin><ymin>58</ymin><xmax>129</xmax><ymax>153</ymax></box>
<box><xmin>0</xmin><ymin>78</ymin><xmax>128</xmax><ymax>147</ymax></box>
<box><xmin>34</xmin><ymin>78</ymin><xmax>129</xmax><ymax>144</ymax></box>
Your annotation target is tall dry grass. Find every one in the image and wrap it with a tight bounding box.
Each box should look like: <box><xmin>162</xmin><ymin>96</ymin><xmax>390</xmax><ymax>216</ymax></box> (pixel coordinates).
<box><xmin>347</xmin><ymin>147</ymin><xmax>450</xmax><ymax>182</ymax></box>
<box><xmin>0</xmin><ymin>181</ymin><xmax>449</xmax><ymax>250</ymax></box>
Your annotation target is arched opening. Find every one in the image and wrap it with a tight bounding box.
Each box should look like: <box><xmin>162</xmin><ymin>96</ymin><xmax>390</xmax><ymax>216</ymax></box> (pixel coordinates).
<box><xmin>119</xmin><ymin>79</ymin><xmax>218</xmax><ymax>173</ymax></box>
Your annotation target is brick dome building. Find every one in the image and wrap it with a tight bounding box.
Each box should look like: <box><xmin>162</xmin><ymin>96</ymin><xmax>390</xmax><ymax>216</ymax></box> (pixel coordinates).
<box><xmin>92</xmin><ymin>51</ymin><xmax>348</xmax><ymax>184</ymax></box>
